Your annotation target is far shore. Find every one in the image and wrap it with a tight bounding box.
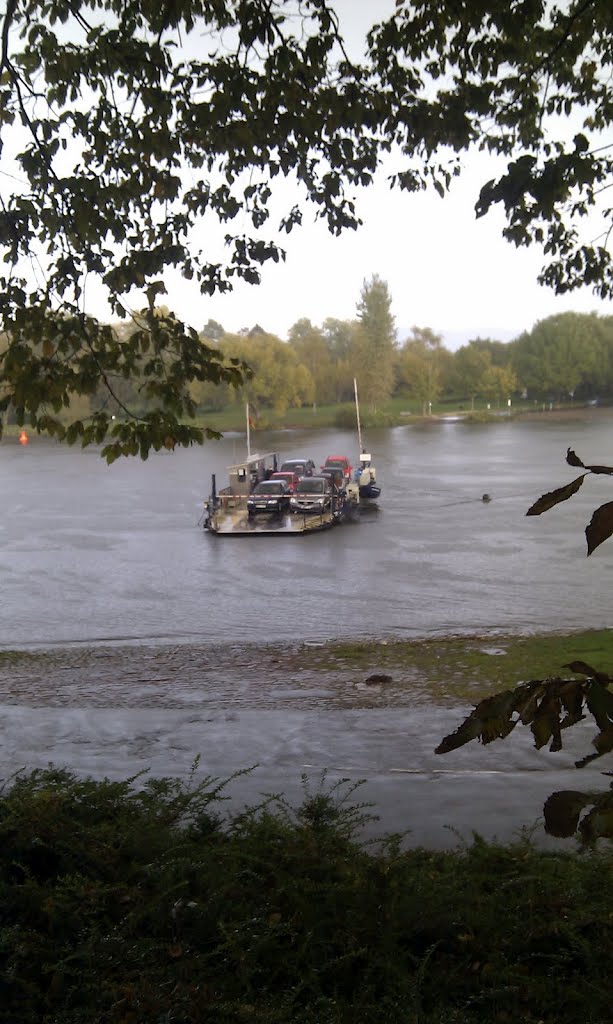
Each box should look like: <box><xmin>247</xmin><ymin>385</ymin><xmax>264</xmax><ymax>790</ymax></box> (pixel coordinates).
<box><xmin>3</xmin><ymin>399</ymin><xmax>611</xmax><ymax>440</ymax></box>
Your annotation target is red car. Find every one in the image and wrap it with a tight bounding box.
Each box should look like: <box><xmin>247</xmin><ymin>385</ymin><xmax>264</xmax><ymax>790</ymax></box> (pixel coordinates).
<box><xmin>321</xmin><ymin>455</ymin><xmax>352</xmax><ymax>483</ymax></box>
<box><xmin>270</xmin><ymin>470</ymin><xmax>301</xmax><ymax>493</ymax></box>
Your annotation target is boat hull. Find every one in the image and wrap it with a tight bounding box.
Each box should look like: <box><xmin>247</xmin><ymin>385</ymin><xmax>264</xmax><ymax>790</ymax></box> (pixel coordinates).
<box><xmin>359</xmin><ymin>483</ymin><xmax>381</xmax><ymax>500</ymax></box>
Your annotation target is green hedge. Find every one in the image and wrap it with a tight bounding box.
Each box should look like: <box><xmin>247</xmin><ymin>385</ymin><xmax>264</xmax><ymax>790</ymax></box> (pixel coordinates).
<box><xmin>1</xmin><ymin>767</ymin><xmax>611</xmax><ymax>1023</ymax></box>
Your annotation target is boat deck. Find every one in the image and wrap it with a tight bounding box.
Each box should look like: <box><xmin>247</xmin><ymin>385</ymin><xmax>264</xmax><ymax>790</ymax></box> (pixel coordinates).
<box><xmin>205</xmin><ymin>503</ymin><xmax>337</xmax><ymax>535</ymax></box>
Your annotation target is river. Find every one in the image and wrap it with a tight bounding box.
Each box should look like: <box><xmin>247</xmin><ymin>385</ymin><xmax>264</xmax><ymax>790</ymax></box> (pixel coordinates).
<box><xmin>1</xmin><ymin>411</ymin><xmax>612</xmax><ymax>848</ymax></box>
<box><xmin>3</xmin><ymin>413</ymin><xmax>613</xmax><ymax>648</ymax></box>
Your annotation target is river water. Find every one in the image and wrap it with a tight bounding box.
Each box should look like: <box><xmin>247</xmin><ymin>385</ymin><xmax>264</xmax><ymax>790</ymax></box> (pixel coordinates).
<box><xmin>1</xmin><ymin>411</ymin><xmax>612</xmax><ymax>848</ymax></box>
<box><xmin>3</xmin><ymin>413</ymin><xmax>613</xmax><ymax>648</ymax></box>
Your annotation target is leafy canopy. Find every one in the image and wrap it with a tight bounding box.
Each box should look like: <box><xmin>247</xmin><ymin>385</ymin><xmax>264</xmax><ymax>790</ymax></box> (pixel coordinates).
<box><xmin>0</xmin><ymin>0</ymin><xmax>384</xmax><ymax>458</ymax></box>
<box><xmin>1</xmin><ymin>0</ymin><xmax>611</xmax><ymax>457</ymax></box>
<box><xmin>371</xmin><ymin>0</ymin><xmax>613</xmax><ymax>296</ymax></box>
<box><xmin>436</xmin><ymin>658</ymin><xmax>613</xmax><ymax>841</ymax></box>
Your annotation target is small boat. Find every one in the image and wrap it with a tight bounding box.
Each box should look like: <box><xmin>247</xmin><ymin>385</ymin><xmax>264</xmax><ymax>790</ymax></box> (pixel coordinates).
<box><xmin>353</xmin><ymin>379</ymin><xmax>382</xmax><ymax>500</ymax></box>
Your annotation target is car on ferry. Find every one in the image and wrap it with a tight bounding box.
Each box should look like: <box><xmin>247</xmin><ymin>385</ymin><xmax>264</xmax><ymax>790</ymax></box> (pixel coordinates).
<box><xmin>289</xmin><ymin>475</ymin><xmax>336</xmax><ymax>515</ymax></box>
<box><xmin>247</xmin><ymin>479</ymin><xmax>292</xmax><ymax>518</ymax></box>
<box><xmin>279</xmin><ymin>458</ymin><xmax>316</xmax><ymax>478</ymax></box>
<box><xmin>270</xmin><ymin>470</ymin><xmax>301</xmax><ymax>492</ymax></box>
<box><xmin>319</xmin><ymin>466</ymin><xmax>345</xmax><ymax>492</ymax></box>
<box><xmin>321</xmin><ymin>455</ymin><xmax>352</xmax><ymax>483</ymax></box>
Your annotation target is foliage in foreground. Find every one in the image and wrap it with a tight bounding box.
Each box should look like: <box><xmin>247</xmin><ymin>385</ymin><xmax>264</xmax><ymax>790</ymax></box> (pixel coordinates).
<box><xmin>528</xmin><ymin>448</ymin><xmax>613</xmax><ymax>555</ymax></box>
<box><xmin>437</xmin><ymin>660</ymin><xmax>613</xmax><ymax>841</ymax></box>
<box><xmin>0</xmin><ymin>767</ymin><xmax>612</xmax><ymax>1024</ymax></box>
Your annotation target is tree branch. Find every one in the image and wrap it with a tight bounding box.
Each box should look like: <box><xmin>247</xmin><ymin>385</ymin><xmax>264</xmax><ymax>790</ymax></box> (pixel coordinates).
<box><xmin>0</xmin><ymin>0</ymin><xmax>18</xmax><ymax>76</ymax></box>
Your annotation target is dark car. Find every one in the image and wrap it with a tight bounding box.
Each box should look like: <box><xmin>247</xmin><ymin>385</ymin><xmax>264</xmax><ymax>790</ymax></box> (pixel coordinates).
<box><xmin>289</xmin><ymin>475</ymin><xmax>335</xmax><ymax>515</ymax></box>
<box><xmin>319</xmin><ymin>466</ymin><xmax>345</xmax><ymax>491</ymax></box>
<box><xmin>247</xmin><ymin>480</ymin><xmax>291</xmax><ymax>517</ymax></box>
<box><xmin>279</xmin><ymin>458</ymin><xmax>316</xmax><ymax>477</ymax></box>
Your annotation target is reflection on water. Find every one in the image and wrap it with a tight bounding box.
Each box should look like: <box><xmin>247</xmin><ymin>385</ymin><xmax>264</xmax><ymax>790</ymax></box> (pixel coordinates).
<box><xmin>2</xmin><ymin>416</ymin><xmax>612</xmax><ymax>649</ymax></box>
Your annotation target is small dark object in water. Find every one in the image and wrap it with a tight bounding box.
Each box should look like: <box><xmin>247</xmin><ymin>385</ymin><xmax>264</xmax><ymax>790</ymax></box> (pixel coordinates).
<box><xmin>482</xmin><ymin>493</ymin><xmax>491</xmax><ymax>503</ymax></box>
<box><xmin>365</xmin><ymin>673</ymin><xmax>392</xmax><ymax>685</ymax></box>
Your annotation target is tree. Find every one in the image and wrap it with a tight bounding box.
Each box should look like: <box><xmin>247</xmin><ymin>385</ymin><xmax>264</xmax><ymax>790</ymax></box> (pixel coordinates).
<box><xmin>481</xmin><ymin>364</ymin><xmax>518</xmax><ymax>409</ymax></box>
<box><xmin>287</xmin><ymin>318</ymin><xmax>336</xmax><ymax>406</ymax></box>
<box><xmin>220</xmin><ymin>331</ymin><xmax>314</xmax><ymax>418</ymax></box>
<box><xmin>352</xmin><ymin>275</ymin><xmax>396</xmax><ymax>410</ymax></box>
<box><xmin>397</xmin><ymin>327</ymin><xmax>447</xmax><ymax>414</ymax></box>
<box><xmin>321</xmin><ymin>318</ymin><xmax>359</xmax><ymax>403</ymax></box>
<box><xmin>450</xmin><ymin>342</ymin><xmax>492</xmax><ymax>410</ymax></box>
<box><xmin>511</xmin><ymin>313</ymin><xmax>605</xmax><ymax>401</ymax></box>
<box><xmin>0</xmin><ymin>0</ymin><xmax>385</xmax><ymax>459</ymax></box>
<box><xmin>201</xmin><ymin>320</ymin><xmax>226</xmax><ymax>343</ymax></box>
<box><xmin>468</xmin><ymin>337</ymin><xmax>513</xmax><ymax>369</ymax></box>
<box><xmin>3</xmin><ymin>2</ymin><xmax>613</xmax><ymax>458</ymax></box>
<box><xmin>371</xmin><ymin>1</ymin><xmax>613</xmax><ymax>299</ymax></box>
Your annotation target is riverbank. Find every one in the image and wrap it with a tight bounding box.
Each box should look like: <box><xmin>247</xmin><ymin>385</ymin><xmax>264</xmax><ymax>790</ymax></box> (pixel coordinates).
<box><xmin>3</xmin><ymin>628</ymin><xmax>613</xmax><ymax>709</ymax></box>
<box><xmin>4</xmin><ymin>398</ymin><xmax>610</xmax><ymax>440</ymax></box>
<box><xmin>2</xmin><ymin>628</ymin><xmax>611</xmax><ymax>855</ymax></box>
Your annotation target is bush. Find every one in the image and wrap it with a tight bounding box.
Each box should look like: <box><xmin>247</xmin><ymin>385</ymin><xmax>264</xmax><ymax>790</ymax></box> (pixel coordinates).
<box><xmin>0</xmin><ymin>768</ymin><xmax>611</xmax><ymax>1023</ymax></box>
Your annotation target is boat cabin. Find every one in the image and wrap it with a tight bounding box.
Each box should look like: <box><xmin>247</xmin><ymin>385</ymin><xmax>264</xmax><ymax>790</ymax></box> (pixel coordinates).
<box><xmin>223</xmin><ymin>452</ymin><xmax>279</xmax><ymax>497</ymax></box>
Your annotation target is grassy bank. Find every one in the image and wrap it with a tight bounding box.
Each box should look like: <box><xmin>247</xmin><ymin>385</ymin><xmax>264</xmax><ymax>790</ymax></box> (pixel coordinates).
<box><xmin>193</xmin><ymin>396</ymin><xmax>579</xmax><ymax>433</ymax></box>
<box><xmin>1</xmin><ymin>766</ymin><xmax>611</xmax><ymax>1024</ymax></box>
<box><xmin>317</xmin><ymin>628</ymin><xmax>613</xmax><ymax>703</ymax></box>
<box><xmin>4</xmin><ymin>397</ymin><xmax>608</xmax><ymax>440</ymax></box>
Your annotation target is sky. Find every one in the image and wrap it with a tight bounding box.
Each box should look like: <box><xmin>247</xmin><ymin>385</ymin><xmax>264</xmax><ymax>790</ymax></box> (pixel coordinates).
<box><xmin>171</xmin><ymin>154</ymin><xmax>610</xmax><ymax>349</ymax></box>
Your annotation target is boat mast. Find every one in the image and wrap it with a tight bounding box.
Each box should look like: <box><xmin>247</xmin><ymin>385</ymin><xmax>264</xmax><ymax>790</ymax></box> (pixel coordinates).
<box><xmin>354</xmin><ymin>378</ymin><xmax>363</xmax><ymax>452</ymax></box>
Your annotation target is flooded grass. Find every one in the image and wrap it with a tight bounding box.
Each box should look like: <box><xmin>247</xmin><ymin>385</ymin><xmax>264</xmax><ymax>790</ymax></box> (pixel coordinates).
<box><xmin>322</xmin><ymin>628</ymin><xmax>613</xmax><ymax>703</ymax></box>
<box><xmin>1</xmin><ymin>766</ymin><xmax>610</xmax><ymax>1024</ymax></box>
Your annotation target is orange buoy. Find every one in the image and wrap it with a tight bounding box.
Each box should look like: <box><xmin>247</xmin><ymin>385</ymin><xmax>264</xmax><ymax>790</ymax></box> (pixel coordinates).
<box><xmin>19</xmin><ymin>429</ymin><xmax>28</xmax><ymax>446</ymax></box>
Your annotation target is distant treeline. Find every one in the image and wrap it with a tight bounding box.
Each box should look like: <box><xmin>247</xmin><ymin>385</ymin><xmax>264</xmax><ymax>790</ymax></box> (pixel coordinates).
<box><xmin>189</xmin><ymin>310</ymin><xmax>613</xmax><ymax>418</ymax></box>
<box><xmin>6</xmin><ymin>308</ymin><xmax>610</xmax><ymax>426</ymax></box>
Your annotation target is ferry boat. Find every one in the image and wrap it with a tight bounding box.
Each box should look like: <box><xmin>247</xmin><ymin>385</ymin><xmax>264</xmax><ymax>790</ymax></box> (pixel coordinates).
<box><xmin>202</xmin><ymin>451</ymin><xmax>358</xmax><ymax>536</ymax></box>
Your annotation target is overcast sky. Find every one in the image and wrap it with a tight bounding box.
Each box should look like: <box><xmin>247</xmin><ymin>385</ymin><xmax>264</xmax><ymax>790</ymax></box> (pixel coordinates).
<box><xmin>178</xmin><ymin>153</ymin><xmax>610</xmax><ymax>349</ymax></box>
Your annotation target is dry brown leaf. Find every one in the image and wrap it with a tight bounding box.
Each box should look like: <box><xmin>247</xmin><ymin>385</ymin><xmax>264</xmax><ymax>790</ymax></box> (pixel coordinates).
<box><xmin>526</xmin><ymin>475</ymin><xmax>585</xmax><ymax>516</ymax></box>
<box><xmin>566</xmin><ymin>448</ymin><xmax>585</xmax><ymax>467</ymax></box>
<box><xmin>586</xmin><ymin>501</ymin><xmax>613</xmax><ymax>555</ymax></box>
<box><xmin>543</xmin><ymin>790</ymin><xmax>592</xmax><ymax>837</ymax></box>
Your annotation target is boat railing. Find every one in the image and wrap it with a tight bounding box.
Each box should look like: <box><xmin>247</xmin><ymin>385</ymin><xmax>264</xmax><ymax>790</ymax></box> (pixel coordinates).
<box><xmin>217</xmin><ymin>492</ymin><xmax>248</xmax><ymax>511</ymax></box>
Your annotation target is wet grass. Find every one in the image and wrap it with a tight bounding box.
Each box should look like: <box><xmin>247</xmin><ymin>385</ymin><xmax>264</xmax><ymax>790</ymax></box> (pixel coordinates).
<box><xmin>321</xmin><ymin>628</ymin><xmax>613</xmax><ymax>702</ymax></box>
<box><xmin>0</xmin><ymin>766</ymin><xmax>610</xmax><ymax>1024</ymax></box>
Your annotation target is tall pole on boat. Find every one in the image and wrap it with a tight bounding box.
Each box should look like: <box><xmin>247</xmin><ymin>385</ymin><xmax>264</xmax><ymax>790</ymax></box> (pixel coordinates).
<box><xmin>246</xmin><ymin>402</ymin><xmax>251</xmax><ymax>459</ymax></box>
<box><xmin>354</xmin><ymin>377</ymin><xmax>363</xmax><ymax>452</ymax></box>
